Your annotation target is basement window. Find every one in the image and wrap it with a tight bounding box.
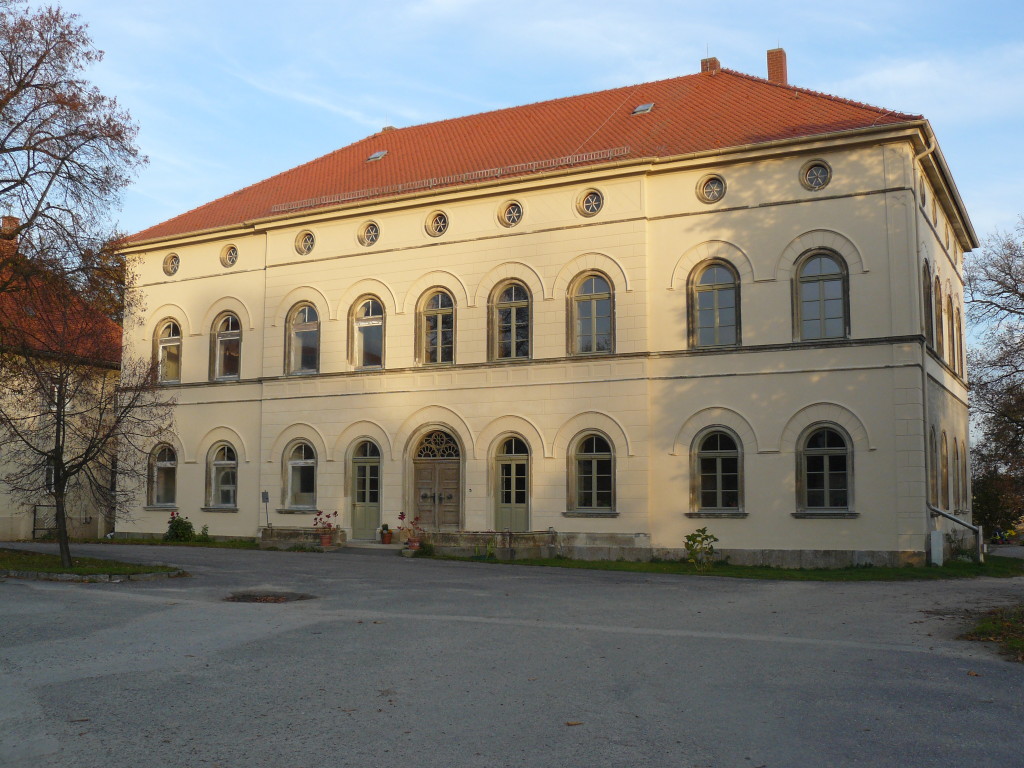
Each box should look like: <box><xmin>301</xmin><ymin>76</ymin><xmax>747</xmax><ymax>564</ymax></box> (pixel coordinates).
<box><xmin>631</xmin><ymin>103</ymin><xmax>654</xmax><ymax>115</ymax></box>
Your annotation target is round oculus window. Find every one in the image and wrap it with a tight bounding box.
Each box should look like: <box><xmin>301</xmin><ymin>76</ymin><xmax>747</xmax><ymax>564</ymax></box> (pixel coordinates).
<box><xmin>221</xmin><ymin>245</ymin><xmax>238</xmax><ymax>268</ymax></box>
<box><xmin>359</xmin><ymin>221</ymin><xmax>380</xmax><ymax>246</ymax></box>
<box><xmin>427</xmin><ymin>211</ymin><xmax>449</xmax><ymax>237</ymax></box>
<box><xmin>800</xmin><ymin>160</ymin><xmax>832</xmax><ymax>191</ymax></box>
<box><xmin>162</xmin><ymin>253</ymin><xmax>180</xmax><ymax>276</ymax></box>
<box><xmin>295</xmin><ymin>231</ymin><xmax>315</xmax><ymax>255</ymax></box>
<box><xmin>578</xmin><ymin>189</ymin><xmax>603</xmax><ymax>217</ymax></box>
<box><xmin>501</xmin><ymin>201</ymin><xmax>523</xmax><ymax>227</ymax></box>
<box><xmin>697</xmin><ymin>175</ymin><xmax>726</xmax><ymax>203</ymax></box>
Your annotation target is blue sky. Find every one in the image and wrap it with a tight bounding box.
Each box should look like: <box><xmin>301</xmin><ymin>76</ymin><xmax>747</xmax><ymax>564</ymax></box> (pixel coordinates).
<box><xmin>59</xmin><ymin>0</ymin><xmax>1024</xmax><ymax>241</ymax></box>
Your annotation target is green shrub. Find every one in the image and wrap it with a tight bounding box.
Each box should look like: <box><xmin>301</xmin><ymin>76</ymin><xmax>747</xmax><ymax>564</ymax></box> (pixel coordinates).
<box><xmin>163</xmin><ymin>513</ymin><xmax>195</xmax><ymax>542</ymax></box>
<box><xmin>195</xmin><ymin>524</ymin><xmax>212</xmax><ymax>543</ymax></box>
<box><xmin>684</xmin><ymin>527</ymin><xmax>719</xmax><ymax>573</ymax></box>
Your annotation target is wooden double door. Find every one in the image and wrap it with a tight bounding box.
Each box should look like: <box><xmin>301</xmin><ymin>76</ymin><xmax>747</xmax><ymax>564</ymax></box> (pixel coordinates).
<box><xmin>413</xmin><ymin>459</ymin><xmax>460</xmax><ymax>529</ymax></box>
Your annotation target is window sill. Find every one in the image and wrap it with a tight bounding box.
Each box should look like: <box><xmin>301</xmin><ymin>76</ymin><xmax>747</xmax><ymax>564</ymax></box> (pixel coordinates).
<box><xmin>563</xmin><ymin>510</ymin><xmax>618</xmax><ymax>518</ymax></box>
<box><xmin>685</xmin><ymin>511</ymin><xmax>747</xmax><ymax>518</ymax></box>
<box><xmin>791</xmin><ymin>511</ymin><xmax>858</xmax><ymax>519</ymax></box>
<box><xmin>201</xmin><ymin>506</ymin><xmax>239</xmax><ymax>513</ymax></box>
<box><xmin>276</xmin><ymin>508</ymin><xmax>317</xmax><ymax>514</ymax></box>
<box><xmin>144</xmin><ymin>505</ymin><xmax>177</xmax><ymax>512</ymax></box>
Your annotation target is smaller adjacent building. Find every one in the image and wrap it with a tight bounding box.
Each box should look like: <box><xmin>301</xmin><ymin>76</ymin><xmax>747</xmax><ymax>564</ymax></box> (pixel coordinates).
<box><xmin>116</xmin><ymin>50</ymin><xmax>976</xmax><ymax>565</ymax></box>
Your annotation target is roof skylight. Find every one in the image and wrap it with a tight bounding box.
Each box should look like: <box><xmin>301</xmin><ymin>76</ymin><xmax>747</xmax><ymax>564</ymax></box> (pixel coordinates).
<box><xmin>366</xmin><ymin>150</ymin><xmax>388</xmax><ymax>162</ymax></box>
<box><xmin>631</xmin><ymin>103</ymin><xmax>654</xmax><ymax>115</ymax></box>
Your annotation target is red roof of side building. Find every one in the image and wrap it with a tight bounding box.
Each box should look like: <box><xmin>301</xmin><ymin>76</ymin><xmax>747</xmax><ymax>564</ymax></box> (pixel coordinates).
<box><xmin>0</xmin><ymin>278</ymin><xmax>122</xmax><ymax>367</ymax></box>
<box><xmin>128</xmin><ymin>67</ymin><xmax>921</xmax><ymax>244</ymax></box>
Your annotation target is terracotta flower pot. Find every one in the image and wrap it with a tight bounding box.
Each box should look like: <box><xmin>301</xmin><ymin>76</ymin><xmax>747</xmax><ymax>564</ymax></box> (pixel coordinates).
<box><xmin>381</xmin><ymin>531</ymin><xmax>393</xmax><ymax>544</ymax></box>
<box><xmin>319</xmin><ymin>532</ymin><xmax>332</xmax><ymax>547</ymax></box>
<box><xmin>407</xmin><ymin>538</ymin><xmax>421</xmax><ymax>551</ymax></box>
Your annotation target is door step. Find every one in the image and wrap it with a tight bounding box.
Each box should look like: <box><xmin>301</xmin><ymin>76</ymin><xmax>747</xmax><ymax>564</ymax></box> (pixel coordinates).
<box><xmin>346</xmin><ymin>541</ymin><xmax>404</xmax><ymax>551</ymax></box>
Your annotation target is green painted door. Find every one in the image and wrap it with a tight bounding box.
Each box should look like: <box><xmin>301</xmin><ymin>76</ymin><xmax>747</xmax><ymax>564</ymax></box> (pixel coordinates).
<box><xmin>351</xmin><ymin>441</ymin><xmax>380</xmax><ymax>539</ymax></box>
<box><xmin>495</xmin><ymin>436</ymin><xmax>529</xmax><ymax>531</ymax></box>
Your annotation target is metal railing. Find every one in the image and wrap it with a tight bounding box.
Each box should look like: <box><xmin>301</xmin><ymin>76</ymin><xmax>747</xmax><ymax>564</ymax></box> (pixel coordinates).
<box><xmin>929</xmin><ymin>505</ymin><xmax>983</xmax><ymax>563</ymax></box>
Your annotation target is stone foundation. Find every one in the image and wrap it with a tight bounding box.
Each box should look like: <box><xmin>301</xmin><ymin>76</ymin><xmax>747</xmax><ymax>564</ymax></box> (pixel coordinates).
<box><xmin>258</xmin><ymin>526</ymin><xmax>345</xmax><ymax>550</ymax></box>
<box><xmin>424</xmin><ymin>531</ymin><xmax>924</xmax><ymax>568</ymax></box>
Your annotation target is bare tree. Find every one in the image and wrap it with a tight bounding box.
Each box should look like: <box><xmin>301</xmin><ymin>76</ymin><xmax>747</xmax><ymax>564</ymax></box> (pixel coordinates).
<box><xmin>966</xmin><ymin>216</ymin><xmax>1024</xmax><ymax>523</ymax></box>
<box><xmin>0</xmin><ymin>2</ymin><xmax>144</xmax><ymax>292</ymax></box>
<box><xmin>0</xmin><ymin>269</ymin><xmax>172</xmax><ymax>567</ymax></box>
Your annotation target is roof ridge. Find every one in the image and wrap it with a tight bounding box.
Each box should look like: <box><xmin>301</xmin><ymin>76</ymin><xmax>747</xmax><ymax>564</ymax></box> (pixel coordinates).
<box><xmin>717</xmin><ymin>67</ymin><xmax>922</xmax><ymax>121</ymax></box>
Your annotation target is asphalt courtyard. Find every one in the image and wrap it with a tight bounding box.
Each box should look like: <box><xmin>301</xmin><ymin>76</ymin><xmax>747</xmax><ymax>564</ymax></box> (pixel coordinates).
<box><xmin>2</xmin><ymin>544</ymin><xmax>1023</xmax><ymax>768</ymax></box>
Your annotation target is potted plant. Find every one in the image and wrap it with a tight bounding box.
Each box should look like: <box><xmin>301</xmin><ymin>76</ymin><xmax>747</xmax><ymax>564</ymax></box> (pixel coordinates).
<box><xmin>380</xmin><ymin>523</ymin><xmax>393</xmax><ymax>544</ymax></box>
<box><xmin>312</xmin><ymin>510</ymin><xmax>338</xmax><ymax>547</ymax></box>
<box><xmin>397</xmin><ymin>511</ymin><xmax>424</xmax><ymax>550</ymax></box>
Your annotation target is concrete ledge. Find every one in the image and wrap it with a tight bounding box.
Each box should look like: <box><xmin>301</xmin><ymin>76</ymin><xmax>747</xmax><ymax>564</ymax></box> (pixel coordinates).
<box><xmin>424</xmin><ymin>531</ymin><xmax>652</xmax><ymax>561</ymax></box>
<box><xmin>258</xmin><ymin>526</ymin><xmax>346</xmax><ymax>550</ymax></box>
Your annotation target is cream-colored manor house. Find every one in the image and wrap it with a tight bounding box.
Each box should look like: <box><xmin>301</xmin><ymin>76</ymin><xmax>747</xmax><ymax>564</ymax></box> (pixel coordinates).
<box><xmin>119</xmin><ymin>50</ymin><xmax>975</xmax><ymax>565</ymax></box>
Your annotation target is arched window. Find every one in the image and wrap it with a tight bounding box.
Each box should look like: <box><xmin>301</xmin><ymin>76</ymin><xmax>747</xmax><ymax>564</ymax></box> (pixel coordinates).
<box><xmin>287</xmin><ymin>304</ymin><xmax>319</xmax><ymax>374</ymax></box>
<box><xmin>491</xmin><ymin>282</ymin><xmax>531</xmax><ymax>360</ymax></box>
<box><xmin>796</xmin><ymin>252</ymin><xmax>847</xmax><ymax>340</ymax></box>
<box><xmin>922</xmin><ymin>264</ymin><xmax>933</xmax><ymax>346</ymax></box>
<box><xmin>933</xmin><ymin>278</ymin><xmax>943</xmax><ymax>358</ymax></box>
<box><xmin>961</xmin><ymin>438</ymin><xmax>968</xmax><ymax>512</ymax></box>
<box><xmin>952</xmin><ymin>439</ymin><xmax>961</xmax><ymax>511</ymax></box>
<box><xmin>212</xmin><ymin>313</ymin><xmax>241</xmax><ymax>380</ymax></box>
<box><xmin>352</xmin><ymin>297</ymin><xmax>384</xmax><ymax>368</ymax></box>
<box><xmin>207</xmin><ymin>443</ymin><xmax>237</xmax><ymax>508</ymax></box>
<box><xmin>156</xmin><ymin>320</ymin><xmax>182</xmax><ymax>383</ymax></box>
<box><xmin>691</xmin><ymin>262</ymin><xmax>739</xmax><ymax>347</ymax></box>
<box><xmin>148</xmin><ymin>445</ymin><xmax>176</xmax><ymax>506</ymax></box>
<box><xmin>956</xmin><ymin>308</ymin><xmax>964</xmax><ymax>376</ymax></box>
<box><xmin>286</xmin><ymin>442</ymin><xmax>317</xmax><ymax>509</ymax></box>
<box><xmin>570</xmin><ymin>433</ymin><xmax>614</xmax><ymax>512</ymax></box>
<box><xmin>420</xmin><ymin>290</ymin><xmax>455</xmax><ymax>364</ymax></box>
<box><xmin>928</xmin><ymin>427</ymin><xmax>938</xmax><ymax>507</ymax></box>
<box><xmin>694</xmin><ymin>430</ymin><xmax>742</xmax><ymax>512</ymax></box>
<box><xmin>571</xmin><ymin>273</ymin><xmax>614</xmax><ymax>355</ymax></box>
<box><xmin>800</xmin><ymin>426</ymin><xmax>851</xmax><ymax>511</ymax></box>
<box><xmin>940</xmin><ymin>432</ymin><xmax>949</xmax><ymax>510</ymax></box>
<box><xmin>946</xmin><ymin>296</ymin><xmax>955</xmax><ymax>369</ymax></box>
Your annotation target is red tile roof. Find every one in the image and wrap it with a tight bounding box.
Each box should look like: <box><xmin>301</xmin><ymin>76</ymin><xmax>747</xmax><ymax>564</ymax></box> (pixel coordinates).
<box><xmin>128</xmin><ymin>67</ymin><xmax>921</xmax><ymax>244</ymax></box>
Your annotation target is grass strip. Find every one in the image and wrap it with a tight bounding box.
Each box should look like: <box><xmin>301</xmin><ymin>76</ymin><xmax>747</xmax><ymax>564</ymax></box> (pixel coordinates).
<box><xmin>439</xmin><ymin>555</ymin><xmax>1024</xmax><ymax>581</ymax></box>
<box><xmin>0</xmin><ymin>548</ymin><xmax>177</xmax><ymax>576</ymax></box>
<box><xmin>962</xmin><ymin>604</ymin><xmax>1024</xmax><ymax>662</ymax></box>
<box><xmin>69</xmin><ymin>537</ymin><xmax>259</xmax><ymax>549</ymax></box>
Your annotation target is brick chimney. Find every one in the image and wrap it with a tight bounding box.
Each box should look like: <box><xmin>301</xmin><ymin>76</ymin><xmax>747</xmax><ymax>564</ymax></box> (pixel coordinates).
<box><xmin>767</xmin><ymin>48</ymin><xmax>788</xmax><ymax>85</ymax></box>
<box><xmin>700</xmin><ymin>56</ymin><xmax>721</xmax><ymax>74</ymax></box>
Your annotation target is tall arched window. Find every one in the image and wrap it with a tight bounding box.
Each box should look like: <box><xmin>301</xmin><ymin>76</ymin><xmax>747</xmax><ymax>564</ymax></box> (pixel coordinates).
<box><xmin>352</xmin><ymin>297</ymin><xmax>384</xmax><ymax>368</ymax></box>
<box><xmin>952</xmin><ymin>439</ymin><xmax>961</xmax><ymax>511</ymax></box>
<box><xmin>961</xmin><ymin>438</ymin><xmax>968</xmax><ymax>512</ymax></box>
<box><xmin>928</xmin><ymin>427</ymin><xmax>938</xmax><ymax>507</ymax></box>
<box><xmin>208</xmin><ymin>443</ymin><xmax>237</xmax><ymax>508</ymax></box>
<box><xmin>287</xmin><ymin>304</ymin><xmax>320</xmax><ymax>374</ymax></box>
<box><xmin>286</xmin><ymin>442</ymin><xmax>317</xmax><ymax>509</ymax></box>
<box><xmin>796</xmin><ymin>252</ymin><xmax>847</xmax><ymax>340</ymax></box>
<box><xmin>693</xmin><ymin>430</ymin><xmax>742</xmax><ymax>512</ymax></box>
<box><xmin>148</xmin><ymin>445</ymin><xmax>177</xmax><ymax>506</ymax></box>
<box><xmin>940</xmin><ymin>432</ymin><xmax>949</xmax><ymax>510</ymax></box>
<box><xmin>156</xmin><ymin>320</ymin><xmax>182</xmax><ymax>383</ymax></box>
<box><xmin>491</xmin><ymin>282</ymin><xmax>531</xmax><ymax>360</ymax></box>
<box><xmin>420</xmin><ymin>289</ymin><xmax>455</xmax><ymax>364</ymax></box>
<box><xmin>922</xmin><ymin>264</ymin><xmax>933</xmax><ymax>346</ymax></box>
<box><xmin>933</xmin><ymin>278</ymin><xmax>943</xmax><ymax>358</ymax></box>
<box><xmin>571</xmin><ymin>273</ymin><xmax>613</xmax><ymax>355</ymax></box>
<box><xmin>212</xmin><ymin>313</ymin><xmax>241</xmax><ymax>380</ymax></box>
<box><xmin>570</xmin><ymin>433</ymin><xmax>614</xmax><ymax>512</ymax></box>
<box><xmin>800</xmin><ymin>426</ymin><xmax>851</xmax><ymax>511</ymax></box>
<box><xmin>956</xmin><ymin>308</ymin><xmax>964</xmax><ymax>376</ymax></box>
<box><xmin>691</xmin><ymin>262</ymin><xmax>739</xmax><ymax>347</ymax></box>
<box><xmin>946</xmin><ymin>296</ymin><xmax>955</xmax><ymax>369</ymax></box>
